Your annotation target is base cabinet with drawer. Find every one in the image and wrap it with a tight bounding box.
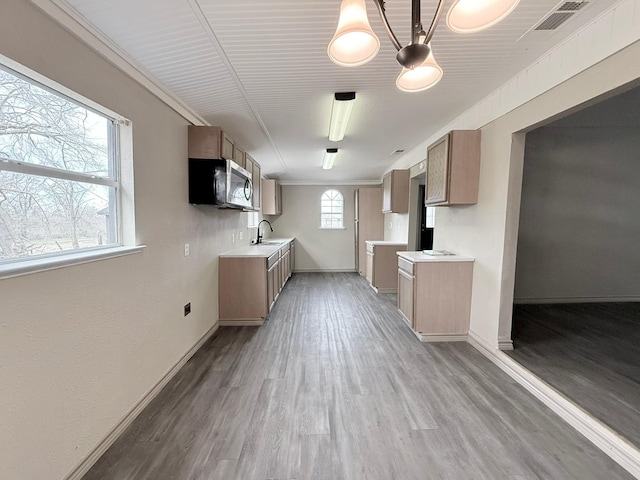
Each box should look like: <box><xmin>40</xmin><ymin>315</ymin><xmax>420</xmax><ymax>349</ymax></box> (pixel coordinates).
<box><xmin>219</xmin><ymin>239</ymin><xmax>294</xmax><ymax>325</ymax></box>
<box><xmin>365</xmin><ymin>241</ymin><xmax>407</xmax><ymax>293</ymax></box>
<box><xmin>397</xmin><ymin>252</ymin><xmax>474</xmax><ymax>342</ymax></box>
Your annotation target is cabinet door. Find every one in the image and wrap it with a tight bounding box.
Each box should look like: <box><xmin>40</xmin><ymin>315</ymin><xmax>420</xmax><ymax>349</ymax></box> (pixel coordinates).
<box><xmin>221</xmin><ymin>131</ymin><xmax>235</xmax><ymax>160</ymax></box>
<box><xmin>275</xmin><ymin>182</ymin><xmax>282</xmax><ymax>214</ymax></box>
<box><xmin>233</xmin><ymin>145</ymin><xmax>246</xmax><ymax>169</ymax></box>
<box><xmin>188</xmin><ymin>126</ymin><xmax>222</xmax><ymax>159</ymax></box>
<box><xmin>267</xmin><ymin>263</ymin><xmax>277</xmax><ymax>310</ymax></box>
<box><xmin>250</xmin><ymin>156</ymin><xmax>261</xmax><ymax>210</ymax></box>
<box><xmin>366</xmin><ymin>251</ymin><xmax>374</xmax><ymax>285</ymax></box>
<box><xmin>397</xmin><ymin>269</ymin><xmax>414</xmax><ymax>328</ymax></box>
<box><xmin>426</xmin><ymin>135</ymin><xmax>450</xmax><ymax>205</ymax></box>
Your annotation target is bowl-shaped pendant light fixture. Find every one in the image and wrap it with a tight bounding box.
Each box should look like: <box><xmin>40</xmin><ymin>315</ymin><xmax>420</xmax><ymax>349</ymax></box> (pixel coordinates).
<box><xmin>328</xmin><ymin>0</ymin><xmax>380</xmax><ymax>67</ymax></box>
<box><xmin>396</xmin><ymin>48</ymin><xmax>443</xmax><ymax>93</ymax></box>
<box><xmin>447</xmin><ymin>0</ymin><xmax>521</xmax><ymax>34</ymax></box>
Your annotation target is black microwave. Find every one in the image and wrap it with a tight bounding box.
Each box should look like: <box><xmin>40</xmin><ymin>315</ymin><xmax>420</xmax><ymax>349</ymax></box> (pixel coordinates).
<box><xmin>189</xmin><ymin>158</ymin><xmax>253</xmax><ymax>209</ymax></box>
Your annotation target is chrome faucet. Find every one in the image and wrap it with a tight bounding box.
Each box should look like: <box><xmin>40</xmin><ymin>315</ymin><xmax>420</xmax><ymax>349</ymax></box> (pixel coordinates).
<box><xmin>256</xmin><ymin>219</ymin><xmax>273</xmax><ymax>244</ymax></box>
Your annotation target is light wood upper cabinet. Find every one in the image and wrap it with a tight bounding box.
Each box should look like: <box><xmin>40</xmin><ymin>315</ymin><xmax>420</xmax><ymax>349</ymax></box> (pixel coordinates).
<box><xmin>382</xmin><ymin>169</ymin><xmax>410</xmax><ymax>213</ymax></box>
<box><xmin>262</xmin><ymin>178</ymin><xmax>282</xmax><ymax>215</ymax></box>
<box><xmin>233</xmin><ymin>145</ymin><xmax>246</xmax><ymax>169</ymax></box>
<box><xmin>249</xmin><ymin>154</ymin><xmax>261</xmax><ymax>211</ymax></box>
<box><xmin>188</xmin><ymin>125</ymin><xmax>239</xmax><ymax>163</ymax></box>
<box><xmin>220</xmin><ymin>130</ymin><xmax>235</xmax><ymax>160</ymax></box>
<box><xmin>425</xmin><ymin>130</ymin><xmax>481</xmax><ymax>206</ymax></box>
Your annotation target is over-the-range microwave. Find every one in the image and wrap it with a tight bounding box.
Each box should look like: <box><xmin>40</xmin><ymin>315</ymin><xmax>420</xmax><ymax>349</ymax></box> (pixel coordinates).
<box><xmin>188</xmin><ymin>158</ymin><xmax>253</xmax><ymax>209</ymax></box>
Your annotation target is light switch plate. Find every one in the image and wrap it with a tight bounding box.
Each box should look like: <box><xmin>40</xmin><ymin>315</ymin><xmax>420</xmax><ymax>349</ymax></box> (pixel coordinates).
<box><xmin>184</xmin><ymin>243</ymin><xmax>190</xmax><ymax>256</ymax></box>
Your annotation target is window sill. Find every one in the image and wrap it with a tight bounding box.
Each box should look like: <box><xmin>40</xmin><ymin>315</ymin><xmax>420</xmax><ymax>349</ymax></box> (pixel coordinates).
<box><xmin>0</xmin><ymin>245</ymin><xmax>146</xmax><ymax>280</ymax></box>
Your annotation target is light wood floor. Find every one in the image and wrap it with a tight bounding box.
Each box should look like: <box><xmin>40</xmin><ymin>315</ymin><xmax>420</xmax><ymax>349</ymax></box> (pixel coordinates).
<box><xmin>508</xmin><ymin>302</ymin><xmax>640</xmax><ymax>448</ymax></box>
<box><xmin>83</xmin><ymin>274</ymin><xmax>632</xmax><ymax>479</ymax></box>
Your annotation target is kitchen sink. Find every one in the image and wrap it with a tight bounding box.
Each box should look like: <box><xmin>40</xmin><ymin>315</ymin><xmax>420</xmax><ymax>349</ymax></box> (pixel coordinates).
<box><xmin>254</xmin><ymin>241</ymin><xmax>283</xmax><ymax>246</ymax></box>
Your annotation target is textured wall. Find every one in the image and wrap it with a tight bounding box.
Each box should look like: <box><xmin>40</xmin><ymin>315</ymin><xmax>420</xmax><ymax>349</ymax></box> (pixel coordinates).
<box><xmin>0</xmin><ymin>1</ymin><xmax>259</xmax><ymax>478</ymax></box>
<box><xmin>268</xmin><ymin>185</ymin><xmax>361</xmax><ymax>272</ymax></box>
<box><xmin>515</xmin><ymin>126</ymin><xmax>640</xmax><ymax>301</ymax></box>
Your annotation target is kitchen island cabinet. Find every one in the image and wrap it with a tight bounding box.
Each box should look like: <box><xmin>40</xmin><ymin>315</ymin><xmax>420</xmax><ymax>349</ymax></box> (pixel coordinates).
<box><xmin>397</xmin><ymin>251</ymin><xmax>474</xmax><ymax>342</ymax></box>
<box><xmin>219</xmin><ymin>238</ymin><xmax>294</xmax><ymax>325</ymax></box>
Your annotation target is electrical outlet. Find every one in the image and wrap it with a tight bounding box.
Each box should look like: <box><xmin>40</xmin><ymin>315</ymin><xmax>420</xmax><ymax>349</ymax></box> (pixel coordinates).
<box><xmin>184</xmin><ymin>303</ymin><xmax>191</xmax><ymax>316</ymax></box>
<box><xmin>184</xmin><ymin>243</ymin><xmax>190</xmax><ymax>256</ymax></box>
<box><xmin>239</xmin><ymin>231</ymin><xmax>243</xmax><ymax>240</ymax></box>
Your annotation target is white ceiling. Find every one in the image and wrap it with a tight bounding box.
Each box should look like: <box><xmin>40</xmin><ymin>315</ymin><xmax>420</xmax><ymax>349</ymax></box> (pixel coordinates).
<box><xmin>57</xmin><ymin>0</ymin><xmax>614</xmax><ymax>183</ymax></box>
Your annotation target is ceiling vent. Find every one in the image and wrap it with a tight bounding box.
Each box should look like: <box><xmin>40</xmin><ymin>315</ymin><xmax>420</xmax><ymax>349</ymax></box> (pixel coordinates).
<box><xmin>534</xmin><ymin>1</ymin><xmax>589</xmax><ymax>31</ymax></box>
<box><xmin>390</xmin><ymin>149</ymin><xmax>405</xmax><ymax>155</ymax></box>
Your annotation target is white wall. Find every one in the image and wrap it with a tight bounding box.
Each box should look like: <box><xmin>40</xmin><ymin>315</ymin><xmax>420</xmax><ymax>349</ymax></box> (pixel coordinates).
<box><xmin>0</xmin><ymin>1</ymin><xmax>260</xmax><ymax>479</ymax></box>
<box><xmin>514</xmin><ymin>126</ymin><xmax>640</xmax><ymax>302</ymax></box>
<box><xmin>269</xmin><ymin>185</ymin><xmax>359</xmax><ymax>272</ymax></box>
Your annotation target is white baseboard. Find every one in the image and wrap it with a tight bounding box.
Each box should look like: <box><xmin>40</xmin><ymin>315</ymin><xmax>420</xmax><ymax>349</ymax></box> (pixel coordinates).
<box><xmin>416</xmin><ymin>331</ymin><xmax>468</xmax><ymax>342</ymax></box>
<box><xmin>293</xmin><ymin>268</ymin><xmax>357</xmax><ymax>273</ymax></box>
<box><xmin>467</xmin><ymin>331</ymin><xmax>640</xmax><ymax>478</ymax></box>
<box><xmin>514</xmin><ymin>296</ymin><xmax>640</xmax><ymax>304</ymax></box>
<box><xmin>64</xmin><ymin>322</ymin><xmax>220</xmax><ymax>480</ymax></box>
<box><xmin>219</xmin><ymin>319</ymin><xmax>263</xmax><ymax>326</ymax></box>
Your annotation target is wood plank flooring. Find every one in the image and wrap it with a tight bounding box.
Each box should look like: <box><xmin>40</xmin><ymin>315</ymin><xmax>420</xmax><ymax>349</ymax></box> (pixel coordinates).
<box><xmin>82</xmin><ymin>274</ymin><xmax>632</xmax><ymax>479</ymax></box>
<box><xmin>508</xmin><ymin>302</ymin><xmax>640</xmax><ymax>447</ymax></box>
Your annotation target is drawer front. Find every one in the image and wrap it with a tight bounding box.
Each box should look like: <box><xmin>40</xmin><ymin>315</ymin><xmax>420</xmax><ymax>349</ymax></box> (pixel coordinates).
<box><xmin>366</xmin><ymin>243</ymin><xmax>374</xmax><ymax>254</ymax></box>
<box><xmin>398</xmin><ymin>257</ymin><xmax>414</xmax><ymax>275</ymax></box>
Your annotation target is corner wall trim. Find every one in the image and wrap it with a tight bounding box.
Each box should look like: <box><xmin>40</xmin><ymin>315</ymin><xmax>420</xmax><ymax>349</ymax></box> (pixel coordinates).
<box><xmin>467</xmin><ymin>331</ymin><xmax>640</xmax><ymax>478</ymax></box>
<box><xmin>63</xmin><ymin>322</ymin><xmax>220</xmax><ymax>480</ymax></box>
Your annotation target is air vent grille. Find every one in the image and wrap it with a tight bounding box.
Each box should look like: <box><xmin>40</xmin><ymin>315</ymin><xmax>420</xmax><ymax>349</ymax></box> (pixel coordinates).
<box><xmin>535</xmin><ymin>12</ymin><xmax>574</xmax><ymax>30</ymax></box>
<box><xmin>390</xmin><ymin>149</ymin><xmax>405</xmax><ymax>155</ymax></box>
<box><xmin>558</xmin><ymin>1</ymin><xmax>588</xmax><ymax>11</ymax></box>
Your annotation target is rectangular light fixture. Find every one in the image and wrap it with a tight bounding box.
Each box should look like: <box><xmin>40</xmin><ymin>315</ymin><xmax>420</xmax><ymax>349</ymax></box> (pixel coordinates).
<box><xmin>328</xmin><ymin>92</ymin><xmax>356</xmax><ymax>142</ymax></box>
<box><xmin>323</xmin><ymin>148</ymin><xmax>338</xmax><ymax>169</ymax></box>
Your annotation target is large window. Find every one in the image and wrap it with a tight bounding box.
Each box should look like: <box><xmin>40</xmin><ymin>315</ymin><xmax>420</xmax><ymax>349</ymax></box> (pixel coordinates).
<box><xmin>0</xmin><ymin>62</ymin><xmax>124</xmax><ymax>264</ymax></box>
<box><xmin>320</xmin><ymin>189</ymin><xmax>344</xmax><ymax>229</ymax></box>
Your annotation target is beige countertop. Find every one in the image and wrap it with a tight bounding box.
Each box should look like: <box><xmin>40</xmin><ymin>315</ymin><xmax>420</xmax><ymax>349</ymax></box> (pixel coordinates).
<box><xmin>397</xmin><ymin>251</ymin><xmax>475</xmax><ymax>263</ymax></box>
<box><xmin>220</xmin><ymin>238</ymin><xmax>294</xmax><ymax>258</ymax></box>
<box><xmin>365</xmin><ymin>241</ymin><xmax>408</xmax><ymax>246</ymax></box>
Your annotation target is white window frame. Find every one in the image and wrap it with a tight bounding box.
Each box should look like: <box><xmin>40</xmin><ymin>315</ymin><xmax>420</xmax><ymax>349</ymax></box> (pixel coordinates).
<box><xmin>319</xmin><ymin>189</ymin><xmax>345</xmax><ymax>230</ymax></box>
<box><xmin>0</xmin><ymin>55</ymin><xmax>141</xmax><ymax>279</ymax></box>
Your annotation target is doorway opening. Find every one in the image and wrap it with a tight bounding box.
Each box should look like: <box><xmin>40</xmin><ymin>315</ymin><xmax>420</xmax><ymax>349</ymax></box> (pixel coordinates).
<box><xmin>507</xmin><ymin>84</ymin><xmax>640</xmax><ymax>449</ymax></box>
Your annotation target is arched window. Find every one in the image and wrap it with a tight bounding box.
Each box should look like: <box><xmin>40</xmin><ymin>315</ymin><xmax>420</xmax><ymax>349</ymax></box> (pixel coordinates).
<box><xmin>320</xmin><ymin>189</ymin><xmax>344</xmax><ymax>229</ymax></box>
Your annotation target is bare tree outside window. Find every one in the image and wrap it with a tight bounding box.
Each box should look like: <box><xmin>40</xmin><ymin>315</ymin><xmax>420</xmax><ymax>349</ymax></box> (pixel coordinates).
<box><xmin>0</xmin><ymin>65</ymin><xmax>119</xmax><ymax>261</ymax></box>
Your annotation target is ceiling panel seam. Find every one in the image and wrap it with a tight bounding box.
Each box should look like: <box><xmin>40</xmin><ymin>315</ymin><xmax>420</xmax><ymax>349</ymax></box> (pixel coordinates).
<box><xmin>185</xmin><ymin>0</ymin><xmax>288</xmax><ymax>171</ymax></box>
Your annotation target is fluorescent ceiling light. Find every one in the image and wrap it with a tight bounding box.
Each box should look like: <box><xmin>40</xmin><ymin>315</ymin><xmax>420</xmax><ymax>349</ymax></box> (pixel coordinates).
<box><xmin>328</xmin><ymin>0</ymin><xmax>520</xmax><ymax>92</ymax></box>
<box><xmin>323</xmin><ymin>148</ymin><xmax>339</xmax><ymax>169</ymax></box>
<box><xmin>328</xmin><ymin>92</ymin><xmax>356</xmax><ymax>142</ymax></box>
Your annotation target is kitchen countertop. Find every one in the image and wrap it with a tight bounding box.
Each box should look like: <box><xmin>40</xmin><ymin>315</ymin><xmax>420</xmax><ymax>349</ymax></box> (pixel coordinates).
<box><xmin>397</xmin><ymin>251</ymin><xmax>475</xmax><ymax>263</ymax></box>
<box><xmin>365</xmin><ymin>241</ymin><xmax>408</xmax><ymax>246</ymax></box>
<box><xmin>219</xmin><ymin>238</ymin><xmax>295</xmax><ymax>258</ymax></box>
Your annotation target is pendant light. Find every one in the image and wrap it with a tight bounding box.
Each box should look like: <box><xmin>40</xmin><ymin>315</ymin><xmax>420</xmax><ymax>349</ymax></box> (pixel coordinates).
<box><xmin>327</xmin><ymin>0</ymin><xmax>380</xmax><ymax>67</ymax></box>
<box><xmin>447</xmin><ymin>0</ymin><xmax>521</xmax><ymax>34</ymax></box>
<box><xmin>396</xmin><ymin>49</ymin><xmax>443</xmax><ymax>93</ymax></box>
<box><xmin>328</xmin><ymin>0</ymin><xmax>520</xmax><ymax>92</ymax></box>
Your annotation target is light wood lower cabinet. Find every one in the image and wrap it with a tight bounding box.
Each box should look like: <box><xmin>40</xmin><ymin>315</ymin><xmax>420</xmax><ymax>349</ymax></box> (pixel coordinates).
<box><xmin>397</xmin><ymin>255</ymin><xmax>473</xmax><ymax>342</ymax></box>
<box><xmin>366</xmin><ymin>242</ymin><xmax>407</xmax><ymax>293</ymax></box>
<box><xmin>219</xmin><ymin>240</ymin><xmax>294</xmax><ymax>325</ymax></box>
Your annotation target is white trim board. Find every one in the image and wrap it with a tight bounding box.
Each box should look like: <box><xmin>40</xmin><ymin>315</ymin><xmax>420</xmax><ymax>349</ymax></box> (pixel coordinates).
<box><xmin>514</xmin><ymin>296</ymin><xmax>640</xmax><ymax>304</ymax></box>
<box><xmin>416</xmin><ymin>332</ymin><xmax>468</xmax><ymax>343</ymax></box>
<box><xmin>467</xmin><ymin>330</ymin><xmax>640</xmax><ymax>478</ymax></box>
<box><xmin>294</xmin><ymin>269</ymin><xmax>357</xmax><ymax>273</ymax></box>
<box><xmin>63</xmin><ymin>323</ymin><xmax>220</xmax><ymax>480</ymax></box>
